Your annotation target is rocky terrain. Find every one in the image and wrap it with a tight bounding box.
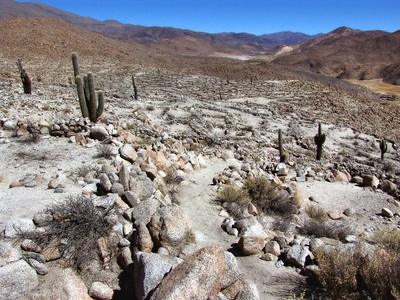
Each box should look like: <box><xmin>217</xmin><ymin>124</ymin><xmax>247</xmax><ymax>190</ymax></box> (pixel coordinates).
<box><xmin>0</xmin><ymin>9</ymin><xmax>400</xmax><ymax>300</ymax></box>
<box><xmin>1</xmin><ymin>51</ymin><xmax>400</xmax><ymax>299</ymax></box>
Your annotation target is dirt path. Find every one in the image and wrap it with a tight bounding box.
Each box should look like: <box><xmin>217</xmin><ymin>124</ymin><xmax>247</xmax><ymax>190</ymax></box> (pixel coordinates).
<box><xmin>176</xmin><ymin>157</ymin><xmax>308</xmax><ymax>300</ymax></box>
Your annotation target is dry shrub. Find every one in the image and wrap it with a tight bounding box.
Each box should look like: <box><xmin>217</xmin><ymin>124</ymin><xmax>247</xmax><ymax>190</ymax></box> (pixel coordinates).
<box><xmin>313</xmin><ymin>247</ymin><xmax>360</xmax><ymax>299</ymax></box>
<box><xmin>21</xmin><ymin>196</ymin><xmax>112</xmax><ymax>270</ymax></box>
<box><xmin>305</xmin><ymin>204</ymin><xmax>327</xmax><ymax>222</ymax></box>
<box><xmin>359</xmin><ymin>251</ymin><xmax>400</xmax><ymax>299</ymax></box>
<box><xmin>217</xmin><ymin>184</ymin><xmax>252</xmax><ymax>206</ymax></box>
<box><xmin>374</xmin><ymin>229</ymin><xmax>400</xmax><ymax>252</ymax></box>
<box><xmin>96</xmin><ymin>144</ymin><xmax>113</xmax><ymax>159</ymax></box>
<box><xmin>74</xmin><ymin>164</ymin><xmax>100</xmax><ymax>178</ymax></box>
<box><xmin>244</xmin><ymin>177</ymin><xmax>297</xmax><ymax>216</ymax></box>
<box><xmin>297</xmin><ymin>219</ymin><xmax>352</xmax><ymax>242</ymax></box>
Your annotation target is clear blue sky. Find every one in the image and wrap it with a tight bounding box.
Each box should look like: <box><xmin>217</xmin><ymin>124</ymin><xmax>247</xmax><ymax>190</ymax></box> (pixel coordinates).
<box><xmin>16</xmin><ymin>0</ymin><xmax>400</xmax><ymax>35</ymax></box>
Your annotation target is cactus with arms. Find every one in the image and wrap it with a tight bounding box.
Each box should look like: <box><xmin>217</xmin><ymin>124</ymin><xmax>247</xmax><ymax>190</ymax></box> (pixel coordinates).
<box><xmin>71</xmin><ymin>53</ymin><xmax>104</xmax><ymax>122</ymax></box>
<box><xmin>314</xmin><ymin>122</ymin><xmax>326</xmax><ymax>160</ymax></box>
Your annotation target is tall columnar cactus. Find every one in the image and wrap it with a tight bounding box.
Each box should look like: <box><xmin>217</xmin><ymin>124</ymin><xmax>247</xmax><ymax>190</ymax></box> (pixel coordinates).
<box><xmin>16</xmin><ymin>58</ymin><xmax>31</xmax><ymax>94</ymax></box>
<box><xmin>71</xmin><ymin>53</ymin><xmax>104</xmax><ymax>122</ymax></box>
<box><xmin>71</xmin><ymin>52</ymin><xmax>80</xmax><ymax>78</ymax></box>
<box><xmin>380</xmin><ymin>139</ymin><xmax>388</xmax><ymax>161</ymax></box>
<box><xmin>278</xmin><ymin>129</ymin><xmax>288</xmax><ymax>163</ymax></box>
<box><xmin>314</xmin><ymin>122</ymin><xmax>326</xmax><ymax>160</ymax></box>
<box><xmin>132</xmin><ymin>74</ymin><xmax>138</xmax><ymax>100</ymax></box>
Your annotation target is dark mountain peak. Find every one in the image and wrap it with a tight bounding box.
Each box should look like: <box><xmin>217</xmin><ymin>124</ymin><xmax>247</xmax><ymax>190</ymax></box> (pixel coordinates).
<box><xmin>330</xmin><ymin>26</ymin><xmax>360</xmax><ymax>35</ymax></box>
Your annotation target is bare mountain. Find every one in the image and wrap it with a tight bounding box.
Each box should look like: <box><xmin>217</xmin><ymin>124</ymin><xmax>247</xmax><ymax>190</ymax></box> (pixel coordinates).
<box><xmin>0</xmin><ymin>17</ymin><xmax>294</xmax><ymax>83</ymax></box>
<box><xmin>0</xmin><ymin>0</ymin><xmax>318</xmax><ymax>54</ymax></box>
<box><xmin>0</xmin><ymin>0</ymin><xmax>276</xmax><ymax>52</ymax></box>
<box><xmin>271</xmin><ymin>27</ymin><xmax>399</xmax><ymax>83</ymax></box>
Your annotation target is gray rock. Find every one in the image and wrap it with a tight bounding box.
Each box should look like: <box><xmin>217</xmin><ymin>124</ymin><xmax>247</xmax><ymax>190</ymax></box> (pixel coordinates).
<box><xmin>0</xmin><ymin>243</ymin><xmax>22</xmax><ymax>267</ymax></box>
<box><xmin>130</xmin><ymin>176</ymin><xmax>154</xmax><ymax>201</ymax></box>
<box><xmin>150</xmin><ymin>246</ymin><xmax>226</xmax><ymax>300</ymax></box>
<box><xmin>134</xmin><ymin>251</ymin><xmax>182</xmax><ymax>300</ymax></box>
<box><xmin>131</xmin><ymin>198</ymin><xmax>160</xmax><ymax>226</ymax></box>
<box><xmin>343</xmin><ymin>208</ymin><xmax>355</xmax><ymax>217</ymax></box>
<box><xmin>120</xmin><ymin>144</ymin><xmax>138</xmax><ymax>162</ymax></box>
<box><xmin>136</xmin><ymin>222</ymin><xmax>154</xmax><ymax>253</ymax></box>
<box><xmin>33</xmin><ymin>213</ymin><xmax>53</xmax><ymax>226</ymax></box>
<box><xmin>275</xmin><ymin>163</ymin><xmax>288</xmax><ymax>176</ymax></box>
<box><xmin>261</xmin><ymin>253</ymin><xmax>278</xmax><ymax>262</ymax></box>
<box><xmin>382</xmin><ymin>207</ymin><xmax>394</xmax><ymax>218</ymax></box>
<box><xmin>108</xmin><ymin>172</ymin><xmax>119</xmax><ymax>184</ymax></box>
<box><xmin>27</xmin><ymin>258</ymin><xmax>48</xmax><ymax>275</ymax></box>
<box><xmin>89</xmin><ymin>282</ymin><xmax>114</xmax><ymax>300</ymax></box>
<box><xmin>90</xmin><ymin>126</ymin><xmax>109</xmax><ymax>141</ymax></box>
<box><xmin>222</xmin><ymin>251</ymin><xmax>241</xmax><ymax>289</ymax></box>
<box><xmin>309</xmin><ymin>238</ymin><xmax>325</xmax><ymax>251</ymax></box>
<box><xmin>264</xmin><ymin>240</ymin><xmax>281</xmax><ymax>256</ymax></box>
<box><xmin>362</xmin><ymin>175</ymin><xmax>379</xmax><ymax>188</ymax></box>
<box><xmin>22</xmin><ymin>252</ymin><xmax>45</xmax><ymax>264</ymax></box>
<box><xmin>380</xmin><ymin>180</ymin><xmax>397</xmax><ymax>195</ymax></box>
<box><xmin>238</xmin><ymin>223</ymin><xmax>267</xmax><ymax>255</ymax></box>
<box><xmin>141</xmin><ymin>162</ymin><xmax>158</xmax><ymax>181</ymax></box>
<box><xmin>123</xmin><ymin>191</ymin><xmax>141</xmax><ymax>207</ymax></box>
<box><xmin>119</xmin><ymin>165</ymin><xmax>130</xmax><ymax>191</ymax></box>
<box><xmin>4</xmin><ymin>218</ymin><xmax>36</xmax><ymax>238</ymax></box>
<box><xmin>0</xmin><ymin>259</ymin><xmax>38</xmax><ymax>299</ymax></box>
<box><xmin>149</xmin><ymin>205</ymin><xmax>196</xmax><ymax>256</ymax></box>
<box><xmin>221</xmin><ymin>275</ymin><xmax>260</xmax><ymax>300</ymax></box>
<box><xmin>118</xmin><ymin>247</ymin><xmax>133</xmax><ymax>272</ymax></box>
<box><xmin>286</xmin><ymin>245</ymin><xmax>313</xmax><ymax>268</ymax></box>
<box><xmin>94</xmin><ymin>193</ymin><xmax>118</xmax><ymax>209</ymax></box>
<box><xmin>99</xmin><ymin>173</ymin><xmax>112</xmax><ymax>192</ymax></box>
<box><xmin>110</xmin><ymin>182</ymin><xmax>124</xmax><ymax>196</ymax></box>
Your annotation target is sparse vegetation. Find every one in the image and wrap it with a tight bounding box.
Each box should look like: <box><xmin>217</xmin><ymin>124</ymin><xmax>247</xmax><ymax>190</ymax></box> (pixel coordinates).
<box><xmin>297</xmin><ymin>219</ymin><xmax>352</xmax><ymax>242</ymax></box>
<box><xmin>314</xmin><ymin>122</ymin><xmax>326</xmax><ymax>160</ymax></box>
<box><xmin>305</xmin><ymin>204</ymin><xmax>327</xmax><ymax>222</ymax></box>
<box><xmin>19</xmin><ymin>196</ymin><xmax>113</xmax><ymax>270</ymax></box>
<box><xmin>313</xmin><ymin>247</ymin><xmax>360</xmax><ymax>299</ymax></box>
<box><xmin>96</xmin><ymin>144</ymin><xmax>113</xmax><ymax>159</ymax></box>
<box><xmin>244</xmin><ymin>177</ymin><xmax>296</xmax><ymax>215</ymax></box>
<box><xmin>217</xmin><ymin>184</ymin><xmax>252</xmax><ymax>206</ymax></box>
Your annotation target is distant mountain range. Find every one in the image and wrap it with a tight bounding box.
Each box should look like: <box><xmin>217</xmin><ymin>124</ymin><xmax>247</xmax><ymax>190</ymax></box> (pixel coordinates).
<box><xmin>0</xmin><ymin>0</ymin><xmax>322</xmax><ymax>51</ymax></box>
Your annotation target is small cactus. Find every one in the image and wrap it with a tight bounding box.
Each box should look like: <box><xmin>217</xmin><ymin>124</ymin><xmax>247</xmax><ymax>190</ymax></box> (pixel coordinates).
<box><xmin>314</xmin><ymin>122</ymin><xmax>326</xmax><ymax>160</ymax></box>
<box><xmin>278</xmin><ymin>129</ymin><xmax>288</xmax><ymax>163</ymax></box>
<box><xmin>16</xmin><ymin>58</ymin><xmax>31</xmax><ymax>94</ymax></box>
<box><xmin>132</xmin><ymin>74</ymin><xmax>138</xmax><ymax>100</ymax></box>
<box><xmin>71</xmin><ymin>53</ymin><xmax>104</xmax><ymax>122</ymax></box>
<box><xmin>380</xmin><ymin>139</ymin><xmax>388</xmax><ymax>161</ymax></box>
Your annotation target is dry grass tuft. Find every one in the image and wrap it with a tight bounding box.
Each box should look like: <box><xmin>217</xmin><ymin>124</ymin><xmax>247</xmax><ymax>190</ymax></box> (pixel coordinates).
<box><xmin>305</xmin><ymin>204</ymin><xmax>327</xmax><ymax>222</ymax></box>
<box><xmin>217</xmin><ymin>184</ymin><xmax>252</xmax><ymax>206</ymax></box>
<box><xmin>297</xmin><ymin>219</ymin><xmax>352</xmax><ymax>242</ymax></box>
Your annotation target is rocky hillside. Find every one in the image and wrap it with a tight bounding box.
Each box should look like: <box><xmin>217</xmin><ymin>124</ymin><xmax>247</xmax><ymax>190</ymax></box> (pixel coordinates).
<box><xmin>272</xmin><ymin>27</ymin><xmax>400</xmax><ymax>83</ymax></box>
<box><xmin>1</xmin><ymin>9</ymin><xmax>400</xmax><ymax>300</ymax></box>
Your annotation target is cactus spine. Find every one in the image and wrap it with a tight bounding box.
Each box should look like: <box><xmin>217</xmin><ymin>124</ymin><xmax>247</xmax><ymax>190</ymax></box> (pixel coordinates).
<box><xmin>16</xmin><ymin>58</ymin><xmax>31</xmax><ymax>94</ymax></box>
<box><xmin>314</xmin><ymin>122</ymin><xmax>326</xmax><ymax>160</ymax></box>
<box><xmin>278</xmin><ymin>129</ymin><xmax>288</xmax><ymax>163</ymax></box>
<box><xmin>132</xmin><ymin>74</ymin><xmax>138</xmax><ymax>100</ymax></box>
<box><xmin>71</xmin><ymin>53</ymin><xmax>104</xmax><ymax>122</ymax></box>
<box><xmin>380</xmin><ymin>139</ymin><xmax>388</xmax><ymax>161</ymax></box>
